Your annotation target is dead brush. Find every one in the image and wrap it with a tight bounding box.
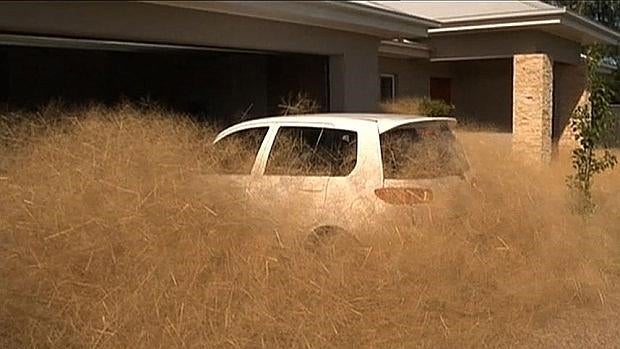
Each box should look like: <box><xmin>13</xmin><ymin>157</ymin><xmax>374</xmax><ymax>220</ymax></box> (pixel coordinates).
<box><xmin>0</xmin><ymin>104</ymin><xmax>620</xmax><ymax>348</ymax></box>
<box><xmin>278</xmin><ymin>92</ymin><xmax>321</xmax><ymax>116</ymax></box>
<box><xmin>380</xmin><ymin>96</ymin><xmax>455</xmax><ymax>117</ymax></box>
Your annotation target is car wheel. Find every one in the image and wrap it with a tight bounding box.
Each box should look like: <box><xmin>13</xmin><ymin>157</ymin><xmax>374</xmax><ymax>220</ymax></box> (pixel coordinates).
<box><xmin>304</xmin><ymin>225</ymin><xmax>361</xmax><ymax>252</ymax></box>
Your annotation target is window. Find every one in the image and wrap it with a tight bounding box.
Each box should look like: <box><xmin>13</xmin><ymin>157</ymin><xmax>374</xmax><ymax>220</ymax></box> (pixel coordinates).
<box><xmin>265</xmin><ymin>127</ymin><xmax>357</xmax><ymax>177</ymax></box>
<box><xmin>380</xmin><ymin>74</ymin><xmax>396</xmax><ymax>101</ymax></box>
<box><xmin>380</xmin><ymin>123</ymin><xmax>469</xmax><ymax>179</ymax></box>
<box><xmin>211</xmin><ymin>127</ymin><xmax>268</xmax><ymax>175</ymax></box>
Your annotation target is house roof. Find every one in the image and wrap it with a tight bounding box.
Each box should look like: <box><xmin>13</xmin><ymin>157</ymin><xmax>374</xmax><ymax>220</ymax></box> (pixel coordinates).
<box><xmin>357</xmin><ymin>1</ymin><xmax>558</xmax><ymax>23</ymax></box>
<box><xmin>357</xmin><ymin>1</ymin><xmax>620</xmax><ymax>45</ymax></box>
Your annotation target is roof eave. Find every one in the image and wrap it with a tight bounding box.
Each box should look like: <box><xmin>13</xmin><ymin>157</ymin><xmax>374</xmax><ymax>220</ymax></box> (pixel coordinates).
<box><xmin>561</xmin><ymin>11</ymin><xmax>620</xmax><ymax>45</ymax></box>
<box><xmin>144</xmin><ymin>1</ymin><xmax>439</xmax><ymax>39</ymax></box>
<box><xmin>428</xmin><ymin>10</ymin><xmax>620</xmax><ymax>46</ymax></box>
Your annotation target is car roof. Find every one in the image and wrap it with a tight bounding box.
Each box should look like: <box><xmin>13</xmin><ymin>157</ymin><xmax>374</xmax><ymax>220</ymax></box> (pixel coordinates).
<box><xmin>214</xmin><ymin>113</ymin><xmax>457</xmax><ymax>142</ymax></box>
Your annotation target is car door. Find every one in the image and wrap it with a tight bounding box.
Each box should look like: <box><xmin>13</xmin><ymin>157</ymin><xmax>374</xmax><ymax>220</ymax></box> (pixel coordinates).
<box><xmin>322</xmin><ymin>123</ymin><xmax>383</xmax><ymax>231</ymax></box>
<box><xmin>206</xmin><ymin>126</ymin><xmax>269</xmax><ymax>211</ymax></box>
<box><xmin>250</xmin><ymin>125</ymin><xmax>355</xmax><ymax>233</ymax></box>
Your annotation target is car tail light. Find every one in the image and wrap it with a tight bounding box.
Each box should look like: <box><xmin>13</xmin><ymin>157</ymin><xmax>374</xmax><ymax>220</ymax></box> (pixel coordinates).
<box><xmin>374</xmin><ymin>187</ymin><xmax>433</xmax><ymax>205</ymax></box>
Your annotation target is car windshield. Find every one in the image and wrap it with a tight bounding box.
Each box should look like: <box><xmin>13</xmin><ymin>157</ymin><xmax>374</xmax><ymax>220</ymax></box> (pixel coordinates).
<box><xmin>380</xmin><ymin>123</ymin><xmax>469</xmax><ymax>179</ymax></box>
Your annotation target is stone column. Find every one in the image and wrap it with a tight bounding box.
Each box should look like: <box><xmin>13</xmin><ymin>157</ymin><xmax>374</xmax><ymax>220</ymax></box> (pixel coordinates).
<box><xmin>553</xmin><ymin>62</ymin><xmax>589</xmax><ymax>149</ymax></box>
<box><xmin>512</xmin><ymin>54</ymin><xmax>553</xmax><ymax>163</ymax></box>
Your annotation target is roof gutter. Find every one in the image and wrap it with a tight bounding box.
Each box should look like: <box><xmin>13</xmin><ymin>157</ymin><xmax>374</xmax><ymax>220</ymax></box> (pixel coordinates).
<box><xmin>145</xmin><ymin>1</ymin><xmax>439</xmax><ymax>38</ymax></box>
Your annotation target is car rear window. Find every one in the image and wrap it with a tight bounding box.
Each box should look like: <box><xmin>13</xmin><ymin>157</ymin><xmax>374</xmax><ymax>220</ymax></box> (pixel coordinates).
<box><xmin>211</xmin><ymin>127</ymin><xmax>268</xmax><ymax>175</ymax></box>
<box><xmin>265</xmin><ymin>126</ymin><xmax>357</xmax><ymax>177</ymax></box>
<box><xmin>380</xmin><ymin>123</ymin><xmax>468</xmax><ymax>179</ymax></box>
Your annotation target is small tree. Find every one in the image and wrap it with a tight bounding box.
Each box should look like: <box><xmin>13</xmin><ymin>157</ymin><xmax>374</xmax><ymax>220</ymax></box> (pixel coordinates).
<box><xmin>567</xmin><ymin>45</ymin><xmax>618</xmax><ymax>214</ymax></box>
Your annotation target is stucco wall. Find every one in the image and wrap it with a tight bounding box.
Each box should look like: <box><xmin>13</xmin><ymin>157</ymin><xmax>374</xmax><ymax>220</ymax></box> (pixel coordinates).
<box><xmin>553</xmin><ymin>62</ymin><xmax>588</xmax><ymax>148</ymax></box>
<box><xmin>430</xmin><ymin>30</ymin><xmax>582</xmax><ymax>65</ymax></box>
<box><xmin>0</xmin><ymin>1</ymin><xmax>381</xmax><ymax>112</ymax></box>
<box><xmin>379</xmin><ymin>56</ymin><xmax>512</xmax><ymax>130</ymax></box>
<box><xmin>452</xmin><ymin>59</ymin><xmax>513</xmax><ymax>130</ymax></box>
<box><xmin>378</xmin><ymin>57</ymin><xmax>453</xmax><ymax>99</ymax></box>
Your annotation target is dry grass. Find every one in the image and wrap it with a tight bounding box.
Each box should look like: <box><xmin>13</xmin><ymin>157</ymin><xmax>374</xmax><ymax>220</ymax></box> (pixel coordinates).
<box><xmin>380</xmin><ymin>97</ymin><xmax>454</xmax><ymax>119</ymax></box>
<box><xmin>380</xmin><ymin>98</ymin><xmax>507</xmax><ymax>132</ymax></box>
<box><xmin>1</xmin><ymin>104</ymin><xmax>620</xmax><ymax>348</ymax></box>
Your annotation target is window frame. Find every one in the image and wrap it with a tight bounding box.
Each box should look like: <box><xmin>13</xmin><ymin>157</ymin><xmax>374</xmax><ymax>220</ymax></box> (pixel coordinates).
<box><xmin>379</xmin><ymin>122</ymin><xmax>468</xmax><ymax>180</ymax></box>
<box><xmin>260</xmin><ymin>124</ymin><xmax>359</xmax><ymax>178</ymax></box>
<box><xmin>211</xmin><ymin>126</ymin><xmax>270</xmax><ymax>176</ymax></box>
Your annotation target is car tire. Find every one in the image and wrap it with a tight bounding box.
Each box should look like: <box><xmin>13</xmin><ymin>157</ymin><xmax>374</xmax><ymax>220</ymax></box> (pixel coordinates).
<box><xmin>304</xmin><ymin>225</ymin><xmax>361</xmax><ymax>252</ymax></box>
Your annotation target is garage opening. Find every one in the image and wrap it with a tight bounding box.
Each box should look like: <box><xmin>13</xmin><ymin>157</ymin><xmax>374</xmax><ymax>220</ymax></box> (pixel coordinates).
<box><xmin>0</xmin><ymin>38</ymin><xmax>329</xmax><ymax>127</ymax></box>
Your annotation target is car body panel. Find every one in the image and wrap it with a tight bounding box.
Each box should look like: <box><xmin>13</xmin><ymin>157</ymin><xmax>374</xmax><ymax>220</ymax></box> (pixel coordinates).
<box><xmin>209</xmin><ymin>113</ymin><xmax>466</xmax><ymax>236</ymax></box>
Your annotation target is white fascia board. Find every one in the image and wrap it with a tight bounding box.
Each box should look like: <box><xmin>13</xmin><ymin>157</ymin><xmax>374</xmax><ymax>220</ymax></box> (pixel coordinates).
<box><xmin>429</xmin><ymin>19</ymin><xmax>561</xmax><ymax>34</ymax></box>
<box><xmin>145</xmin><ymin>1</ymin><xmax>438</xmax><ymax>38</ymax></box>
<box><xmin>438</xmin><ymin>8</ymin><xmax>566</xmax><ymax>24</ymax></box>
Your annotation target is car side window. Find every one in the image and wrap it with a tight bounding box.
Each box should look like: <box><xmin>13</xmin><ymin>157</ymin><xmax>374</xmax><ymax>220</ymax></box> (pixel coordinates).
<box><xmin>211</xmin><ymin>127</ymin><xmax>268</xmax><ymax>175</ymax></box>
<box><xmin>265</xmin><ymin>126</ymin><xmax>357</xmax><ymax>177</ymax></box>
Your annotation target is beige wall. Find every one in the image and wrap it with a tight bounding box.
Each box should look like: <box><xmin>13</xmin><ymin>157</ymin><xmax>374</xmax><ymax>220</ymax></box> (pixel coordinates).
<box><xmin>553</xmin><ymin>62</ymin><xmax>588</xmax><ymax>148</ymax></box>
<box><xmin>452</xmin><ymin>59</ymin><xmax>513</xmax><ymax>130</ymax></box>
<box><xmin>379</xmin><ymin>56</ymin><xmax>512</xmax><ymax>130</ymax></box>
<box><xmin>378</xmin><ymin>57</ymin><xmax>453</xmax><ymax>99</ymax></box>
<box><xmin>430</xmin><ymin>30</ymin><xmax>582</xmax><ymax>65</ymax></box>
<box><xmin>0</xmin><ymin>1</ymin><xmax>381</xmax><ymax>112</ymax></box>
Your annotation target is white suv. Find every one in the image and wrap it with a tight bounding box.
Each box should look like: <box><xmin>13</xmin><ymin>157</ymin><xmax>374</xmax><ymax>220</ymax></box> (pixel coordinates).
<box><xmin>208</xmin><ymin>113</ymin><xmax>470</xmax><ymax>238</ymax></box>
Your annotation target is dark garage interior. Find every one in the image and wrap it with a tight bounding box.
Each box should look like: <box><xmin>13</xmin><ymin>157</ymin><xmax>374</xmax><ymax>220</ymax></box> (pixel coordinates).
<box><xmin>0</xmin><ymin>43</ymin><xmax>330</xmax><ymax>126</ymax></box>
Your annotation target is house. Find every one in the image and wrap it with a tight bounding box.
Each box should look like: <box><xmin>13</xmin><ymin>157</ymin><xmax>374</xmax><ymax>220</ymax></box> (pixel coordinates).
<box><xmin>0</xmin><ymin>1</ymin><xmax>618</xmax><ymax>161</ymax></box>
<box><xmin>0</xmin><ymin>1</ymin><xmax>435</xmax><ymax>118</ymax></box>
<box><xmin>367</xmin><ymin>1</ymin><xmax>620</xmax><ymax>161</ymax></box>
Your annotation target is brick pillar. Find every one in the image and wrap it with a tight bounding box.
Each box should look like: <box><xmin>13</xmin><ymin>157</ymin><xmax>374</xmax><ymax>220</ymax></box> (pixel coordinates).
<box><xmin>512</xmin><ymin>54</ymin><xmax>553</xmax><ymax>163</ymax></box>
<box><xmin>553</xmin><ymin>62</ymin><xmax>589</xmax><ymax>149</ymax></box>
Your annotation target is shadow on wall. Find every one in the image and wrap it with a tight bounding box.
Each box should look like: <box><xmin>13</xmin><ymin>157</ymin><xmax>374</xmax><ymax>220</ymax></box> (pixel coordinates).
<box><xmin>0</xmin><ymin>45</ymin><xmax>330</xmax><ymax>128</ymax></box>
<box><xmin>451</xmin><ymin>59</ymin><xmax>513</xmax><ymax>132</ymax></box>
<box><xmin>552</xmin><ymin>62</ymin><xmax>588</xmax><ymax>147</ymax></box>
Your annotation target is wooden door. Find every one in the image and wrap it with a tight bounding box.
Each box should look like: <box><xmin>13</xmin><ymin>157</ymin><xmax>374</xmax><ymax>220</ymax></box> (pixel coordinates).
<box><xmin>430</xmin><ymin>77</ymin><xmax>452</xmax><ymax>104</ymax></box>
